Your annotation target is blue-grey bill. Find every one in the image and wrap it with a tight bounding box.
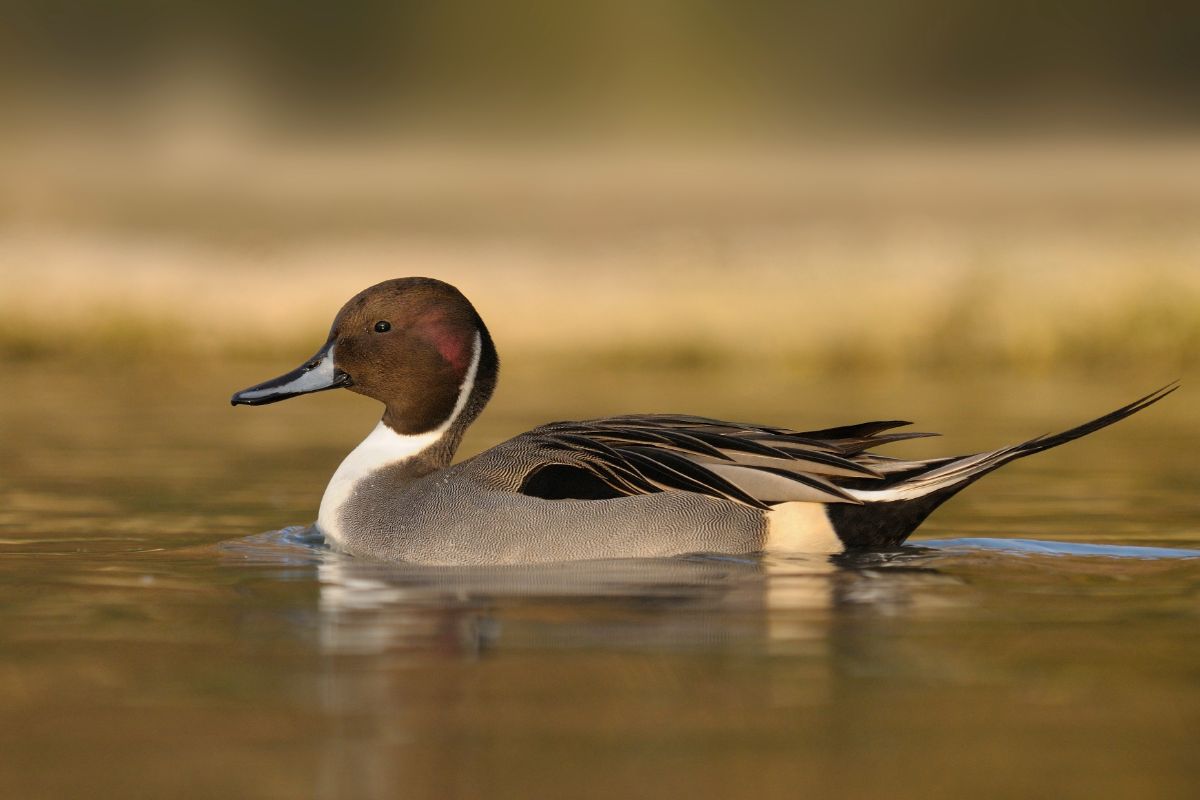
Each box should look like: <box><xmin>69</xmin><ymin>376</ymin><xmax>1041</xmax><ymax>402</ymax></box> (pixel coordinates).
<box><xmin>230</xmin><ymin>342</ymin><xmax>351</xmax><ymax>406</ymax></box>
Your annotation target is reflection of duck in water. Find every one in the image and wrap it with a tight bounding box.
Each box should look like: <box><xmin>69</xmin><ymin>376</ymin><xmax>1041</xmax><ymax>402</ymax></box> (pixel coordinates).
<box><xmin>232</xmin><ymin>278</ymin><xmax>1175</xmax><ymax>565</ymax></box>
<box><xmin>310</xmin><ymin>546</ymin><xmax>952</xmax><ymax>657</ymax></box>
<box><xmin>304</xmin><ymin>545</ymin><xmax>956</xmax><ymax>799</ymax></box>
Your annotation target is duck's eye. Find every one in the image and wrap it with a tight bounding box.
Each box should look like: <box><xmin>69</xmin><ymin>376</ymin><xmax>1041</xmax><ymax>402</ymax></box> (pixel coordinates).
<box><xmin>373</xmin><ymin>321</ymin><xmax>391</xmax><ymax>333</ymax></box>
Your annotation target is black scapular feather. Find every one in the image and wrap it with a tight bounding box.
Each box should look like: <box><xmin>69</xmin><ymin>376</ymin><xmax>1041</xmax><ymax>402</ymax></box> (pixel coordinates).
<box><xmin>516</xmin><ymin>385</ymin><xmax>1178</xmax><ymax>532</ymax></box>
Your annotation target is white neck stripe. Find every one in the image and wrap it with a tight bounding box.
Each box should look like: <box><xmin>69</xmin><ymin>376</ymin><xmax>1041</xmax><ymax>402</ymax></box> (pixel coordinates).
<box><xmin>431</xmin><ymin>331</ymin><xmax>483</xmax><ymax>437</ymax></box>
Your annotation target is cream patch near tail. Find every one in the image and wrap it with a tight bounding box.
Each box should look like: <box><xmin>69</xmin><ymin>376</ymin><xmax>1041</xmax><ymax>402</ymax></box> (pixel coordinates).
<box><xmin>764</xmin><ymin>502</ymin><xmax>844</xmax><ymax>554</ymax></box>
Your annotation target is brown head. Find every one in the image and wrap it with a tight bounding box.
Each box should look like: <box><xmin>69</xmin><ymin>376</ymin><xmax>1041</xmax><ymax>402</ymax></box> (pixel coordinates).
<box><xmin>232</xmin><ymin>278</ymin><xmax>499</xmax><ymax>437</ymax></box>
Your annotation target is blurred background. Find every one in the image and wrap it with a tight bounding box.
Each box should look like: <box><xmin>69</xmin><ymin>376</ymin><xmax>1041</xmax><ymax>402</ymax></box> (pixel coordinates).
<box><xmin>1</xmin><ymin>0</ymin><xmax>1198</xmax><ymax>374</ymax></box>
<box><xmin>4</xmin><ymin>7</ymin><xmax>1200</xmax><ymax>800</ymax></box>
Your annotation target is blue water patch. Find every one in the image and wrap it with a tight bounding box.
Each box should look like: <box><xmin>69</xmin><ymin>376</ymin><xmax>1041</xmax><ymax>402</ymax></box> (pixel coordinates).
<box><xmin>920</xmin><ymin>537</ymin><xmax>1200</xmax><ymax>560</ymax></box>
<box><xmin>222</xmin><ymin>527</ymin><xmax>1200</xmax><ymax>567</ymax></box>
<box><xmin>218</xmin><ymin>525</ymin><xmax>328</xmax><ymax>565</ymax></box>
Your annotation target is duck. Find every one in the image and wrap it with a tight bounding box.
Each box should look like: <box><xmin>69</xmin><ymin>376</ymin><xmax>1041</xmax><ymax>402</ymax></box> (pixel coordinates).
<box><xmin>231</xmin><ymin>277</ymin><xmax>1176</xmax><ymax>565</ymax></box>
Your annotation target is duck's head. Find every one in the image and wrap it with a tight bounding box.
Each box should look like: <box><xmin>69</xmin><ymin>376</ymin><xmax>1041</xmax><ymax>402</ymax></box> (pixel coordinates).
<box><xmin>231</xmin><ymin>278</ymin><xmax>498</xmax><ymax>435</ymax></box>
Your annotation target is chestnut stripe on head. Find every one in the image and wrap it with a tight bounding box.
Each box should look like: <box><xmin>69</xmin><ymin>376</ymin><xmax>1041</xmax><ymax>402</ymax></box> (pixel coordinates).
<box><xmin>416</xmin><ymin>311</ymin><xmax>474</xmax><ymax>375</ymax></box>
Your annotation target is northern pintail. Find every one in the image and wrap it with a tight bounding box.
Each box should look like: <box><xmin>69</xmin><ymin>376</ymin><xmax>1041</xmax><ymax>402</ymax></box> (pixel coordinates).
<box><xmin>232</xmin><ymin>277</ymin><xmax>1175</xmax><ymax>565</ymax></box>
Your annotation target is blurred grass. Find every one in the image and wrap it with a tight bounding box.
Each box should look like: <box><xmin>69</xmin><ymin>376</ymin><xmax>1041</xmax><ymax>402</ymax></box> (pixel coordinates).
<box><xmin>1</xmin><ymin>142</ymin><xmax>1198</xmax><ymax>375</ymax></box>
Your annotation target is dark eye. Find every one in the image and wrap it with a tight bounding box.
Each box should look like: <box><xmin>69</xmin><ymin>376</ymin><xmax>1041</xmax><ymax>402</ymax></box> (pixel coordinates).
<box><xmin>373</xmin><ymin>321</ymin><xmax>391</xmax><ymax>333</ymax></box>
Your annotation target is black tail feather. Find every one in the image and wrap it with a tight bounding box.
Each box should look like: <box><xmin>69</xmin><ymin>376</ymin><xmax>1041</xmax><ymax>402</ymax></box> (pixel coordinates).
<box><xmin>1011</xmin><ymin>382</ymin><xmax>1178</xmax><ymax>459</ymax></box>
<box><xmin>827</xmin><ymin>382</ymin><xmax>1179</xmax><ymax>549</ymax></box>
<box><xmin>828</xmin><ymin>494</ymin><xmax>957</xmax><ymax>549</ymax></box>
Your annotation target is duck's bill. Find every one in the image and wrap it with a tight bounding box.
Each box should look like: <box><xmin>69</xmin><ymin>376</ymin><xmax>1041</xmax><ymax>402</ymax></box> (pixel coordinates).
<box><xmin>230</xmin><ymin>342</ymin><xmax>352</xmax><ymax>406</ymax></box>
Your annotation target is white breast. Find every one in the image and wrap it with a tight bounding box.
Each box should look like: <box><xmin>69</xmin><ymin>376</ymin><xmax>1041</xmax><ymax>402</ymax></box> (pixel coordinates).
<box><xmin>316</xmin><ymin>333</ymin><xmax>482</xmax><ymax>549</ymax></box>
<box><xmin>316</xmin><ymin>422</ymin><xmax>443</xmax><ymax>548</ymax></box>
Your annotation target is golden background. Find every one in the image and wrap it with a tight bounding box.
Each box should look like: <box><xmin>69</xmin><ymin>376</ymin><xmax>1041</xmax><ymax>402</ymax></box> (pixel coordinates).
<box><xmin>1</xmin><ymin>1</ymin><xmax>1197</xmax><ymax>374</ymax></box>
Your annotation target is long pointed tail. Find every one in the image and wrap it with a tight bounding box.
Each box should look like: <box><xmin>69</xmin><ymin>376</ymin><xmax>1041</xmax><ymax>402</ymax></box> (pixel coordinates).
<box><xmin>829</xmin><ymin>382</ymin><xmax>1178</xmax><ymax>547</ymax></box>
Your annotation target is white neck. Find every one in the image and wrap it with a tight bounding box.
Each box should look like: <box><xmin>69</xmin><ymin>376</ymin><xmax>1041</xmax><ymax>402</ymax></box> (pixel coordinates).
<box><xmin>317</xmin><ymin>333</ymin><xmax>483</xmax><ymax>548</ymax></box>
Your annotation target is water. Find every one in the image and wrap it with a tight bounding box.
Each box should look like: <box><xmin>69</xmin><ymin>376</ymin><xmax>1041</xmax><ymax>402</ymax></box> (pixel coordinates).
<box><xmin>2</xmin><ymin>363</ymin><xmax>1198</xmax><ymax>799</ymax></box>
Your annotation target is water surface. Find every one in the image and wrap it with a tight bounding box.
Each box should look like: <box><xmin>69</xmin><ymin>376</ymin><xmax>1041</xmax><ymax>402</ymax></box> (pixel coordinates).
<box><xmin>2</xmin><ymin>364</ymin><xmax>1197</xmax><ymax>799</ymax></box>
